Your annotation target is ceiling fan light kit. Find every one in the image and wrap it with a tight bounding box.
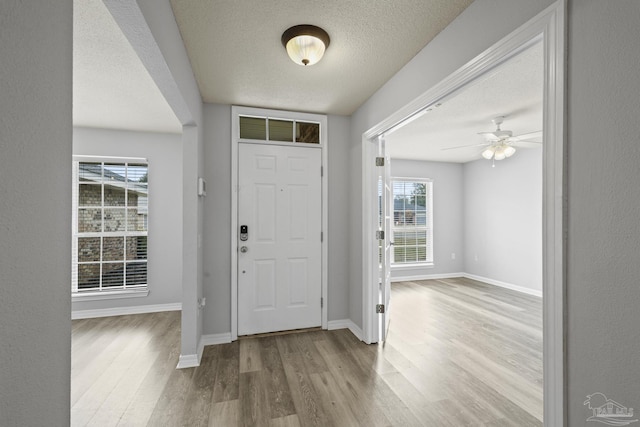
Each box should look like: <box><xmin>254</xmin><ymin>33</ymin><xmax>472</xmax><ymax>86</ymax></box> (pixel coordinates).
<box><xmin>482</xmin><ymin>143</ymin><xmax>516</xmax><ymax>161</ymax></box>
<box><xmin>282</xmin><ymin>25</ymin><xmax>330</xmax><ymax>66</ymax></box>
<box><xmin>440</xmin><ymin>116</ymin><xmax>542</xmax><ymax>165</ymax></box>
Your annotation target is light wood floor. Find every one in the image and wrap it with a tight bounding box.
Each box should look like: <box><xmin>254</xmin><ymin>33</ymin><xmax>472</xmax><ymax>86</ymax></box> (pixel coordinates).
<box><xmin>71</xmin><ymin>277</ymin><xmax>542</xmax><ymax>426</ymax></box>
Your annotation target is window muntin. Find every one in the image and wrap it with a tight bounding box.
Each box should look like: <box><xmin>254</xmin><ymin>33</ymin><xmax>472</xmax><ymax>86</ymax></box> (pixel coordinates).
<box><xmin>72</xmin><ymin>160</ymin><xmax>148</xmax><ymax>294</ymax></box>
<box><xmin>392</xmin><ymin>179</ymin><xmax>433</xmax><ymax>264</ymax></box>
<box><xmin>239</xmin><ymin>115</ymin><xmax>321</xmax><ymax>145</ymax></box>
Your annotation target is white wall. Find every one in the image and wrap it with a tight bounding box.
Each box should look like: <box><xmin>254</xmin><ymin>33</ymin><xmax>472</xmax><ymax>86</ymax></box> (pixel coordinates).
<box><xmin>349</xmin><ymin>0</ymin><xmax>555</xmax><ymax>330</ymax></box>
<box><xmin>201</xmin><ymin>105</ymin><xmax>352</xmax><ymax>334</ymax></box>
<box><xmin>0</xmin><ymin>2</ymin><xmax>72</xmax><ymax>425</ymax></box>
<box><xmin>390</xmin><ymin>159</ymin><xmax>464</xmax><ymax>279</ymax></box>
<box><xmin>110</xmin><ymin>0</ymin><xmax>205</xmax><ymax>359</ymax></box>
<box><xmin>463</xmin><ymin>149</ymin><xmax>542</xmax><ymax>293</ymax></box>
<box><xmin>72</xmin><ymin>127</ymin><xmax>183</xmax><ymax>312</ymax></box>
<box><xmin>567</xmin><ymin>0</ymin><xmax>640</xmax><ymax>422</ymax></box>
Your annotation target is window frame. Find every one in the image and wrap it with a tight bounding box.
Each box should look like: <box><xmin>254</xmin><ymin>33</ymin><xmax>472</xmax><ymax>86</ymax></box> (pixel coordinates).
<box><xmin>72</xmin><ymin>155</ymin><xmax>149</xmax><ymax>301</ymax></box>
<box><xmin>390</xmin><ymin>177</ymin><xmax>434</xmax><ymax>267</ymax></box>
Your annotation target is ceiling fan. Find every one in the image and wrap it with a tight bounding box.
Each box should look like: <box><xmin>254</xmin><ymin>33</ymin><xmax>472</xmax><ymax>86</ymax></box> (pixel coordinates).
<box><xmin>444</xmin><ymin>116</ymin><xmax>542</xmax><ymax>164</ymax></box>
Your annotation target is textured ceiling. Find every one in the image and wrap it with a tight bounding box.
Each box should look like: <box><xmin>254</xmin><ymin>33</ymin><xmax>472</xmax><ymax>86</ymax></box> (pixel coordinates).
<box><xmin>386</xmin><ymin>41</ymin><xmax>544</xmax><ymax>163</ymax></box>
<box><xmin>170</xmin><ymin>0</ymin><xmax>474</xmax><ymax>115</ymax></box>
<box><xmin>73</xmin><ymin>0</ymin><xmax>539</xmax><ymax>159</ymax></box>
<box><xmin>73</xmin><ymin>0</ymin><xmax>182</xmax><ymax>133</ymax></box>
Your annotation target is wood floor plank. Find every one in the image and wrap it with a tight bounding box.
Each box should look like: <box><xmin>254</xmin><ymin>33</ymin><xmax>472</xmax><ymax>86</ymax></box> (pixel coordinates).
<box><xmin>145</xmin><ymin>366</ymin><xmax>196</xmax><ymax>425</ymax></box>
<box><xmin>239</xmin><ymin>339</ymin><xmax>263</xmax><ymax>373</ymax></box>
<box><xmin>71</xmin><ymin>278</ymin><xmax>542</xmax><ymax>426</ymax></box>
<box><xmin>308</xmin><ymin>371</ymin><xmax>361</xmax><ymax>426</ymax></box>
<box><xmin>239</xmin><ymin>371</ymin><xmax>270</xmax><ymax>427</ymax></box>
<box><xmin>276</xmin><ymin>338</ymin><xmax>331</xmax><ymax>426</ymax></box>
<box><xmin>258</xmin><ymin>337</ymin><xmax>296</xmax><ymax>419</ymax></box>
<box><xmin>268</xmin><ymin>414</ymin><xmax>301</xmax><ymax>427</ymax></box>
<box><xmin>181</xmin><ymin>345</ymin><xmax>221</xmax><ymax>427</ymax></box>
<box><xmin>208</xmin><ymin>400</ymin><xmax>239</xmax><ymax>426</ymax></box>
<box><xmin>212</xmin><ymin>342</ymin><xmax>240</xmax><ymax>403</ymax></box>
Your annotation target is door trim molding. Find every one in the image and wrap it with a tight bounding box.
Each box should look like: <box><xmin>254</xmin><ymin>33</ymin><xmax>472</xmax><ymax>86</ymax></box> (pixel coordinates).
<box><xmin>360</xmin><ymin>1</ymin><xmax>565</xmax><ymax>425</ymax></box>
<box><xmin>231</xmin><ymin>106</ymin><xmax>329</xmax><ymax>340</ymax></box>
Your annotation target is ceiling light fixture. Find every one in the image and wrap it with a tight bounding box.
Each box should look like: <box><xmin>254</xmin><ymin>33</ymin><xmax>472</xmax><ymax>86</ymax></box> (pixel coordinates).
<box><xmin>281</xmin><ymin>25</ymin><xmax>330</xmax><ymax>66</ymax></box>
<box><xmin>481</xmin><ymin>143</ymin><xmax>517</xmax><ymax>161</ymax></box>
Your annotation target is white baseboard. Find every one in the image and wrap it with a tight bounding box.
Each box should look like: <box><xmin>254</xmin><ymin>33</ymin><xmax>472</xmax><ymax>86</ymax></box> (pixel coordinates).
<box><xmin>463</xmin><ymin>273</ymin><xmax>542</xmax><ymax>298</ymax></box>
<box><xmin>176</xmin><ymin>336</ymin><xmax>205</xmax><ymax>369</ymax></box>
<box><xmin>390</xmin><ymin>272</ymin><xmax>542</xmax><ymax>298</ymax></box>
<box><xmin>71</xmin><ymin>302</ymin><xmax>182</xmax><ymax>320</ymax></box>
<box><xmin>391</xmin><ymin>272</ymin><xmax>464</xmax><ymax>283</ymax></box>
<box><xmin>327</xmin><ymin>319</ymin><xmax>364</xmax><ymax>341</ymax></box>
<box><xmin>201</xmin><ymin>332</ymin><xmax>232</xmax><ymax>346</ymax></box>
<box><xmin>176</xmin><ymin>353</ymin><xmax>199</xmax><ymax>369</ymax></box>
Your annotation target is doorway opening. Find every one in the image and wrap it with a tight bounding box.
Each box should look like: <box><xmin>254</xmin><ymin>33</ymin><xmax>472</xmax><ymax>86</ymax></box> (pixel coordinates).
<box><xmin>231</xmin><ymin>106</ymin><xmax>329</xmax><ymax>340</ymax></box>
<box><xmin>361</xmin><ymin>3</ymin><xmax>565</xmax><ymax>425</ymax></box>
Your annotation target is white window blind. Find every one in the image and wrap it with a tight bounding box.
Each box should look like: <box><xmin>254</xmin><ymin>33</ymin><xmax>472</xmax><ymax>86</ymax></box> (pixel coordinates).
<box><xmin>72</xmin><ymin>158</ymin><xmax>149</xmax><ymax>295</ymax></box>
<box><xmin>391</xmin><ymin>178</ymin><xmax>433</xmax><ymax>264</ymax></box>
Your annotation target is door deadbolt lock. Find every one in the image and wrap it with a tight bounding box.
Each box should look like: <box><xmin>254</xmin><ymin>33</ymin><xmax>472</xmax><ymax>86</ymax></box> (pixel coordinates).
<box><xmin>240</xmin><ymin>246</ymin><xmax>248</xmax><ymax>253</ymax></box>
<box><xmin>240</xmin><ymin>225</ymin><xmax>249</xmax><ymax>241</ymax></box>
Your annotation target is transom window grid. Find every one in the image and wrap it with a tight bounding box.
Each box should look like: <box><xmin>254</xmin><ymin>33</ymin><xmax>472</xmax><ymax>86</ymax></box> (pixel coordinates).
<box><xmin>392</xmin><ymin>179</ymin><xmax>433</xmax><ymax>264</ymax></box>
<box><xmin>239</xmin><ymin>115</ymin><xmax>321</xmax><ymax>144</ymax></box>
<box><xmin>72</xmin><ymin>160</ymin><xmax>148</xmax><ymax>294</ymax></box>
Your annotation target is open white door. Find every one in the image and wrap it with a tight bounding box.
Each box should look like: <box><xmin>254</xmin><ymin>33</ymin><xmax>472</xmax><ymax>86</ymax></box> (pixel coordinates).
<box><xmin>377</xmin><ymin>136</ymin><xmax>392</xmax><ymax>341</ymax></box>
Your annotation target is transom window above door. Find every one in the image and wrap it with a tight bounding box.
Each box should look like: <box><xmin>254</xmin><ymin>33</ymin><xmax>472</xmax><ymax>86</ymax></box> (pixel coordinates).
<box><xmin>239</xmin><ymin>115</ymin><xmax>320</xmax><ymax>144</ymax></box>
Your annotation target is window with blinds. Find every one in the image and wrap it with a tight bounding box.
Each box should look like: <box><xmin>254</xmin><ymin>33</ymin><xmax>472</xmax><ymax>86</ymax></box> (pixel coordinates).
<box><xmin>391</xmin><ymin>179</ymin><xmax>433</xmax><ymax>264</ymax></box>
<box><xmin>72</xmin><ymin>158</ymin><xmax>148</xmax><ymax>296</ymax></box>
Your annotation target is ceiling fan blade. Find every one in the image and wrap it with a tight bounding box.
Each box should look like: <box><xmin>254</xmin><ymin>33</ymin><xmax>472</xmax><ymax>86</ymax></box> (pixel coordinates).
<box><xmin>511</xmin><ymin>130</ymin><xmax>542</xmax><ymax>141</ymax></box>
<box><xmin>442</xmin><ymin>142</ymin><xmax>490</xmax><ymax>151</ymax></box>
<box><xmin>511</xmin><ymin>140</ymin><xmax>542</xmax><ymax>148</ymax></box>
<box><xmin>478</xmin><ymin>131</ymin><xmax>499</xmax><ymax>140</ymax></box>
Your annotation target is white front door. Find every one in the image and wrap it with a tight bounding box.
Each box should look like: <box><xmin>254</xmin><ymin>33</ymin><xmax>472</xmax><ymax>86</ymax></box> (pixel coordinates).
<box><xmin>238</xmin><ymin>143</ymin><xmax>322</xmax><ymax>335</ymax></box>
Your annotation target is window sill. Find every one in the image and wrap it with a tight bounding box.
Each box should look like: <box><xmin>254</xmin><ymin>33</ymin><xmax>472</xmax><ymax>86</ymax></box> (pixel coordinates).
<box><xmin>72</xmin><ymin>288</ymin><xmax>149</xmax><ymax>302</ymax></box>
<box><xmin>391</xmin><ymin>262</ymin><xmax>434</xmax><ymax>270</ymax></box>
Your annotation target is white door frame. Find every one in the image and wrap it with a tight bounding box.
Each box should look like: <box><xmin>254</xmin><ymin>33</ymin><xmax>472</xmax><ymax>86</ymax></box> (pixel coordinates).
<box><xmin>231</xmin><ymin>106</ymin><xmax>329</xmax><ymax>340</ymax></box>
<box><xmin>361</xmin><ymin>2</ymin><xmax>565</xmax><ymax>425</ymax></box>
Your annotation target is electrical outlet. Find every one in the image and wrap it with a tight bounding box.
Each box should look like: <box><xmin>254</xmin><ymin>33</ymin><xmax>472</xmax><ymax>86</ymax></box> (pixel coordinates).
<box><xmin>451</xmin><ymin>252</ymin><xmax>456</xmax><ymax>260</ymax></box>
<box><xmin>474</xmin><ymin>254</ymin><xmax>479</xmax><ymax>262</ymax></box>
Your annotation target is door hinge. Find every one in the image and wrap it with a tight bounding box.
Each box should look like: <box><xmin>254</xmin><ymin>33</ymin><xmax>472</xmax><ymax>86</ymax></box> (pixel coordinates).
<box><xmin>321</xmin><ymin>166</ymin><xmax>324</xmax><ymax>177</ymax></box>
<box><xmin>375</xmin><ymin>157</ymin><xmax>385</xmax><ymax>166</ymax></box>
<box><xmin>376</xmin><ymin>230</ymin><xmax>385</xmax><ymax>240</ymax></box>
<box><xmin>376</xmin><ymin>304</ymin><xmax>385</xmax><ymax>314</ymax></box>
<box><xmin>321</xmin><ymin>231</ymin><xmax>323</xmax><ymax>242</ymax></box>
<box><xmin>321</xmin><ymin>297</ymin><xmax>324</xmax><ymax>308</ymax></box>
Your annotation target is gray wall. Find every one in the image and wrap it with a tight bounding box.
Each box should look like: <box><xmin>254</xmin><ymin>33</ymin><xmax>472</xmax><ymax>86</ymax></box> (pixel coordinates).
<box><xmin>349</xmin><ymin>0</ymin><xmax>555</xmax><ymax>330</ymax></box>
<box><xmin>72</xmin><ymin>127</ymin><xmax>183</xmax><ymax>312</ymax></box>
<box><xmin>0</xmin><ymin>1</ymin><xmax>72</xmax><ymax>425</ymax></box>
<box><xmin>463</xmin><ymin>149</ymin><xmax>542</xmax><ymax>292</ymax></box>
<box><xmin>202</xmin><ymin>104</ymin><xmax>232</xmax><ymax>334</ymax></box>
<box><xmin>390</xmin><ymin>159</ymin><xmax>464</xmax><ymax>279</ymax></box>
<box><xmin>351</xmin><ymin>0</ymin><xmax>640</xmax><ymax>422</ymax></box>
<box><xmin>129</xmin><ymin>0</ymin><xmax>205</xmax><ymax>357</ymax></box>
<box><xmin>567</xmin><ymin>0</ymin><xmax>640</xmax><ymax>422</ymax></box>
<box><xmin>326</xmin><ymin>115</ymin><xmax>351</xmax><ymax>321</ymax></box>
<box><xmin>201</xmin><ymin>105</ymin><xmax>352</xmax><ymax>334</ymax></box>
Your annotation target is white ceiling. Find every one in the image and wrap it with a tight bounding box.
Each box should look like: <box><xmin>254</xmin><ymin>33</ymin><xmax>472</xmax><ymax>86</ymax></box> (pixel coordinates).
<box><xmin>73</xmin><ymin>0</ymin><xmax>182</xmax><ymax>134</ymax></box>
<box><xmin>72</xmin><ymin>0</ymin><xmax>541</xmax><ymax>159</ymax></box>
<box><xmin>168</xmin><ymin>0</ymin><xmax>473</xmax><ymax>116</ymax></box>
<box><xmin>386</xmin><ymin>41</ymin><xmax>543</xmax><ymax>163</ymax></box>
